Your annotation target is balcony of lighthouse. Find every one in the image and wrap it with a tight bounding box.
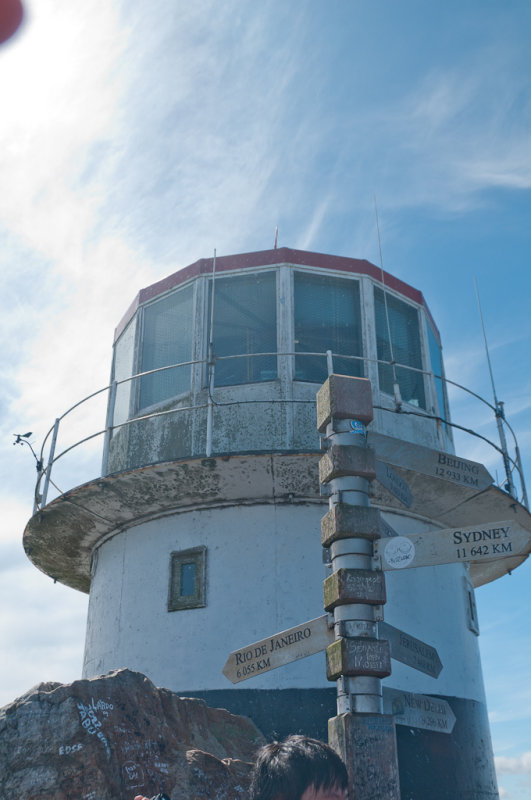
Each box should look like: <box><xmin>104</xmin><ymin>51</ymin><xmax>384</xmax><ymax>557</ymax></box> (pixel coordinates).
<box><xmin>103</xmin><ymin>248</ymin><xmax>455</xmax><ymax>474</ymax></box>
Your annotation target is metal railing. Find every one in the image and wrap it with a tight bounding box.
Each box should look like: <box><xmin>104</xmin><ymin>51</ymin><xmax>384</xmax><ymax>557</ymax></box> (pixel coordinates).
<box><xmin>30</xmin><ymin>350</ymin><xmax>528</xmax><ymax>513</ymax></box>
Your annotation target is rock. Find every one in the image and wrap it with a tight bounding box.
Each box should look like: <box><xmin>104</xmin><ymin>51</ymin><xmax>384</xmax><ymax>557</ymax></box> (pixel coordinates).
<box><xmin>0</xmin><ymin>669</ymin><xmax>265</xmax><ymax>800</ymax></box>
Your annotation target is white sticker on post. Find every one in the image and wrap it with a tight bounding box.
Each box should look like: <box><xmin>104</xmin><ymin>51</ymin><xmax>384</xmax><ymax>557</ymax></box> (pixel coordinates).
<box><xmin>384</xmin><ymin>536</ymin><xmax>416</xmax><ymax>569</ymax></box>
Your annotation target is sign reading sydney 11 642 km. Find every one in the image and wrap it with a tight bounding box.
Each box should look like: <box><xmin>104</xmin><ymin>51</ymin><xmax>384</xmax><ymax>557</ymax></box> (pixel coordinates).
<box><xmin>375</xmin><ymin>521</ymin><xmax>531</xmax><ymax>571</ymax></box>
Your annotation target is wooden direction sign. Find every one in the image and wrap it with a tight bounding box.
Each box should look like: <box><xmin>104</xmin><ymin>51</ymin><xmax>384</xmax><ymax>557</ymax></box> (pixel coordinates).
<box><xmin>375</xmin><ymin>460</ymin><xmax>413</xmax><ymax>507</ymax></box>
<box><xmin>368</xmin><ymin>433</ymin><xmax>492</xmax><ymax>491</ymax></box>
<box><xmin>383</xmin><ymin>687</ymin><xmax>456</xmax><ymax>734</ymax></box>
<box><xmin>375</xmin><ymin>520</ymin><xmax>531</xmax><ymax>571</ymax></box>
<box><xmin>379</xmin><ymin>622</ymin><xmax>442</xmax><ymax>678</ymax></box>
<box><xmin>222</xmin><ymin>616</ymin><xmax>334</xmax><ymax>684</ymax></box>
<box><xmin>224</xmin><ymin>616</ymin><xmax>443</xmax><ymax>683</ymax></box>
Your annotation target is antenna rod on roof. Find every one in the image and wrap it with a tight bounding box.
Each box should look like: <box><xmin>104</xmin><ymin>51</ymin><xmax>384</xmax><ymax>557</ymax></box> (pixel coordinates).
<box><xmin>274</xmin><ymin>226</ymin><xmax>278</xmax><ymax>249</ymax></box>
<box><xmin>206</xmin><ymin>249</ymin><xmax>217</xmax><ymax>457</ymax></box>
<box><xmin>374</xmin><ymin>196</ymin><xmax>402</xmax><ymax>409</ymax></box>
<box><xmin>473</xmin><ymin>276</ymin><xmax>517</xmax><ymax>500</ymax></box>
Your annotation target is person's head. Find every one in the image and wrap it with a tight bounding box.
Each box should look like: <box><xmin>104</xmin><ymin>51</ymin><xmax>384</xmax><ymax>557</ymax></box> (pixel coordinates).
<box><xmin>249</xmin><ymin>735</ymin><xmax>348</xmax><ymax>800</ymax></box>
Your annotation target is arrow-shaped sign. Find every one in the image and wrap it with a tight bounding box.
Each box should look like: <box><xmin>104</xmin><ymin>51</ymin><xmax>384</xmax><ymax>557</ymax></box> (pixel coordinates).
<box><xmin>375</xmin><ymin>460</ymin><xmax>413</xmax><ymax>507</ymax></box>
<box><xmin>223</xmin><ymin>616</ymin><xmax>444</xmax><ymax>683</ymax></box>
<box><xmin>379</xmin><ymin>622</ymin><xmax>442</xmax><ymax>678</ymax></box>
<box><xmin>368</xmin><ymin>433</ymin><xmax>493</xmax><ymax>491</ymax></box>
<box><xmin>383</xmin><ymin>687</ymin><xmax>456</xmax><ymax>734</ymax></box>
<box><xmin>222</xmin><ymin>616</ymin><xmax>334</xmax><ymax>684</ymax></box>
<box><xmin>375</xmin><ymin>520</ymin><xmax>531</xmax><ymax>571</ymax></box>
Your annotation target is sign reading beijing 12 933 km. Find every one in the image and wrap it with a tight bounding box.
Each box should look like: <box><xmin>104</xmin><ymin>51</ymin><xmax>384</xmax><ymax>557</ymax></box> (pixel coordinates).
<box><xmin>375</xmin><ymin>521</ymin><xmax>531</xmax><ymax>571</ymax></box>
<box><xmin>368</xmin><ymin>434</ymin><xmax>493</xmax><ymax>491</ymax></box>
<box><xmin>222</xmin><ymin>616</ymin><xmax>334</xmax><ymax>684</ymax></box>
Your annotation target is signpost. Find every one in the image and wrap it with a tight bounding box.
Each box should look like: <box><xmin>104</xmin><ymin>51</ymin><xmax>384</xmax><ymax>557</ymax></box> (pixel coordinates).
<box><xmin>375</xmin><ymin>460</ymin><xmax>413</xmax><ymax>507</ymax></box>
<box><xmin>378</xmin><ymin>622</ymin><xmax>442</xmax><ymax>678</ymax></box>
<box><xmin>375</xmin><ymin>520</ymin><xmax>531</xmax><ymax>571</ymax></box>
<box><xmin>383</xmin><ymin>687</ymin><xmax>456</xmax><ymax>734</ymax></box>
<box><xmin>222</xmin><ymin>616</ymin><xmax>334</xmax><ymax>684</ymax></box>
<box><xmin>369</xmin><ymin>433</ymin><xmax>493</xmax><ymax>491</ymax></box>
<box><xmin>221</xmin><ymin>377</ymin><xmax>527</xmax><ymax>798</ymax></box>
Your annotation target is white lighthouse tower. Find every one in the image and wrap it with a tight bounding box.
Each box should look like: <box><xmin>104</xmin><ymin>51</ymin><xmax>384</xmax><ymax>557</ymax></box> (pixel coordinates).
<box><xmin>24</xmin><ymin>247</ymin><xmax>530</xmax><ymax>799</ymax></box>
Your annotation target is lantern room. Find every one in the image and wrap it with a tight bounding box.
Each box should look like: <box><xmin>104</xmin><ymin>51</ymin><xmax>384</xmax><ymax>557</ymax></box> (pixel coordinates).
<box><xmin>105</xmin><ymin>247</ymin><xmax>451</xmax><ymax>474</ymax></box>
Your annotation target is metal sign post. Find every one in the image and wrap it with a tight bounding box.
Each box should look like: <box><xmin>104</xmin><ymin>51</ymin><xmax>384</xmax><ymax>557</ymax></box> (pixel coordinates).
<box><xmin>219</xmin><ymin>377</ymin><xmax>530</xmax><ymax>794</ymax></box>
<box><xmin>317</xmin><ymin>374</ymin><xmax>401</xmax><ymax>799</ymax></box>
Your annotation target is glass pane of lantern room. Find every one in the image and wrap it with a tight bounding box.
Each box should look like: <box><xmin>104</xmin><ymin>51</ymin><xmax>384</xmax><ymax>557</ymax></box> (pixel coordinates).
<box><xmin>427</xmin><ymin>323</ymin><xmax>448</xmax><ymax>423</ymax></box>
<box><xmin>294</xmin><ymin>273</ymin><xmax>363</xmax><ymax>383</ymax></box>
<box><xmin>139</xmin><ymin>285</ymin><xmax>193</xmax><ymax>409</ymax></box>
<box><xmin>374</xmin><ymin>287</ymin><xmax>426</xmax><ymax>408</ymax></box>
<box><xmin>209</xmin><ymin>272</ymin><xmax>277</xmax><ymax>386</ymax></box>
<box><xmin>112</xmin><ymin>318</ymin><xmax>137</xmax><ymax>427</ymax></box>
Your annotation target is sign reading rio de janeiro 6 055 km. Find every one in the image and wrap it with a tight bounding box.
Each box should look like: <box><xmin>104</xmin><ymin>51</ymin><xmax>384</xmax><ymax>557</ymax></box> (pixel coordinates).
<box><xmin>222</xmin><ymin>616</ymin><xmax>334</xmax><ymax>684</ymax></box>
<box><xmin>374</xmin><ymin>520</ymin><xmax>531</xmax><ymax>571</ymax></box>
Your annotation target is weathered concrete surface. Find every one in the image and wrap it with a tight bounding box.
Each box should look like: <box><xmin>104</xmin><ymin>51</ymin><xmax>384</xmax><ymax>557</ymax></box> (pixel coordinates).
<box><xmin>25</xmin><ymin>447</ymin><xmax>530</xmax><ymax>594</ymax></box>
<box><xmin>24</xmin><ymin>453</ymin><xmax>322</xmax><ymax>593</ymax></box>
<box><xmin>0</xmin><ymin>668</ymin><xmax>265</xmax><ymax>800</ymax></box>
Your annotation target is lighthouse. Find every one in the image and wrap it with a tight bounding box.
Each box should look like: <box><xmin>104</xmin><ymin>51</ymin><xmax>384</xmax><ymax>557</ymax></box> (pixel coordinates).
<box><xmin>24</xmin><ymin>247</ymin><xmax>530</xmax><ymax>799</ymax></box>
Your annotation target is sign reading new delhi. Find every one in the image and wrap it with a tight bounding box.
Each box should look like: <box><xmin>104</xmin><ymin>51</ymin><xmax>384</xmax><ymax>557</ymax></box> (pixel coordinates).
<box><xmin>383</xmin><ymin>688</ymin><xmax>456</xmax><ymax>734</ymax></box>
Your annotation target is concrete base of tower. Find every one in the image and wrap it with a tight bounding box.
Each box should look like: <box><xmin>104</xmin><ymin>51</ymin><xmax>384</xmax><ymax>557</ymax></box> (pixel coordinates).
<box><xmin>179</xmin><ymin>687</ymin><xmax>499</xmax><ymax>800</ymax></box>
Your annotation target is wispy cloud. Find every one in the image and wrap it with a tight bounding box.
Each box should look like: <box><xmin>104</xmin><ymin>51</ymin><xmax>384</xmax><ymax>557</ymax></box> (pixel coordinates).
<box><xmin>358</xmin><ymin>38</ymin><xmax>531</xmax><ymax>213</ymax></box>
<box><xmin>297</xmin><ymin>194</ymin><xmax>334</xmax><ymax>251</ymax></box>
<box><xmin>496</xmin><ymin>752</ymin><xmax>531</xmax><ymax>775</ymax></box>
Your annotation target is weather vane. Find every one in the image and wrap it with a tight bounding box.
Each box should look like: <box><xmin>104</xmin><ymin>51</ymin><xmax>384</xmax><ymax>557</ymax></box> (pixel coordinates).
<box><xmin>13</xmin><ymin>432</ymin><xmax>42</xmax><ymax>472</ymax></box>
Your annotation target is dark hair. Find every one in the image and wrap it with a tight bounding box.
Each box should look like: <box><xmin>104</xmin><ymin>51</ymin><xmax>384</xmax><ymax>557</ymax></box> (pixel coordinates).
<box><xmin>249</xmin><ymin>735</ymin><xmax>348</xmax><ymax>800</ymax></box>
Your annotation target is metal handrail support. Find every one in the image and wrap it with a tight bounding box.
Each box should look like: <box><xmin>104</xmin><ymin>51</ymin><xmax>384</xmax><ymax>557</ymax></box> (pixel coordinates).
<box><xmin>515</xmin><ymin>444</ymin><xmax>529</xmax><ymax>509</ymax></box>
<box><xmin>40</xmin><ymin>418</ymin><xmax>60</xmax><ymax>510</ymax></box>
<box><xmin>495</xmin><ymin>401</ymin><xmax>517</xmax><ymax>499</ymax></box>
<box><xmin>101</xmin><ymin>380</ymin><xmax>118</xmax><ymax>477</ymax></box>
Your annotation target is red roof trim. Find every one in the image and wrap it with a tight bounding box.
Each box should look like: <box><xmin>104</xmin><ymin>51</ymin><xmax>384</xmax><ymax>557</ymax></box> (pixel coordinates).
<box><xmin>114</xmin><ymin>247</ymin><xmax>438</xmax><ymax>340</ymax></box>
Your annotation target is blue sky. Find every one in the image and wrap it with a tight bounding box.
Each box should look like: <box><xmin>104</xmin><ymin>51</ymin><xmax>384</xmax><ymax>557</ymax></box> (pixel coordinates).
<box><xmin>1</xmin><ymin>2</ymin><xmax>530</xmax><ymax>796</ymax></box>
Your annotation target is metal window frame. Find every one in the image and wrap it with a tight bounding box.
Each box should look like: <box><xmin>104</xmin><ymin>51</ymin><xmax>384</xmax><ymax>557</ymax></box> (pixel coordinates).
<box><xmin>135</xmin><ymin>281</ymin><xmax>196</xmax><ymax>414</ymax></box>
<box><xmin>373</xmin><ymin>284</ymin><xmax>428</xmax><ymax>410</ymax></box>
<box><xmin>205</xmin><ymin>267</ymin><xmax>280</xmax><ymax>388</ymax></box>
<box><xmin>168</xmin><ymin>545</ymin><xmax>207</xmax><ymax>612</ymax></box>
<box><xmin>425</xmin><ymin>319</ymin><xmax>451</xmax><ymax>423</ymax></box>
<box><xmin>292</xmin><ymin>268</ymin><xmax>365</xmax><ymax>383</ymax></box>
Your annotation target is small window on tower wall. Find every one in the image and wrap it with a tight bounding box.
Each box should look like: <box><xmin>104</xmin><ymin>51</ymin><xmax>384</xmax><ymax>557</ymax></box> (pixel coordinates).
<box><xmin>168</xmin><ymin>547</ymin><xmax>207</xmax><ymax>611</ymax></box>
